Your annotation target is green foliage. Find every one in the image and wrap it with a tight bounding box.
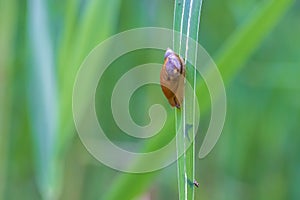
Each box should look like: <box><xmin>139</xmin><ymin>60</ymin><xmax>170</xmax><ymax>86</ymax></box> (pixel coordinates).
<box><xmin>0</xmin><ymin>0</ymin><xmax>298</xmax><ymax>200</ymax></box>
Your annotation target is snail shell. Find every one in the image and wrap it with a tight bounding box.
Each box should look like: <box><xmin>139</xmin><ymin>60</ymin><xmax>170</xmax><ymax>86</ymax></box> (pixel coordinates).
<box><xmin>160</xmin><ymin>48</ymin><xmax>185</xmax><ymax>108</ymax></box>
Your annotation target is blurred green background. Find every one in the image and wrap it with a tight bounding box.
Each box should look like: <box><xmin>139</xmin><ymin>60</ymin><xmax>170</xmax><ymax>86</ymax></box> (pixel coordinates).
<box><xmin>0</xmin><ymin>0</ymin><xmax>299</xmax><ymax>199</ymax></box>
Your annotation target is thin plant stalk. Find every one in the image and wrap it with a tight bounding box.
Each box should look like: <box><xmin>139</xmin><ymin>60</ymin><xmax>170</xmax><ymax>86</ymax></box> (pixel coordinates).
<box><xmin>173</xmin><ymin>0</ymin><xmax>203</xmax><ymax>199</ymax></box>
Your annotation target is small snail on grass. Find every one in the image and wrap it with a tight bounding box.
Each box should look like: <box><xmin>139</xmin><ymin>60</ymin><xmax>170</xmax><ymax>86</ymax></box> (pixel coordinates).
<box><xmin>160</xmin><ymin>48</ymin><xmax>185</xmax><ymax>108</ymax></box>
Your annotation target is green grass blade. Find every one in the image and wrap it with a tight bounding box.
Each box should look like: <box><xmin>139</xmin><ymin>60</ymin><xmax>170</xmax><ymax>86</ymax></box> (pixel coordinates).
<box><xmin>27</xmin><ymin>0</ymin><xmax>58</xmax><ymax>198</ymax></box>
<box><xmin>0</xmin><ymin>1</ymin><xmax>18</xmax><ymax>199</ymax></box>
<box><xmin>55</xmin><ymin>0</ymin><xmax>122</xmax><ymax>198</ymax></box>
<box><xmin>57</xmin><ymin>0</ymin><xmax>122</xmax><ymax>152</ymax></box>
<box><xmin>174</xmin><ymin>0</ymin><xmax>203</xmax><ymax>199</ymax></box>
<box><xmin>57</xmin><ymin>0</ymin><xmax>79</xmax><ymax>83</ymax></box>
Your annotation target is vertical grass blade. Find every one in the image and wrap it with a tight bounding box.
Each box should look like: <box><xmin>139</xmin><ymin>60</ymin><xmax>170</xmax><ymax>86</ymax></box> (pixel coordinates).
<box><xmin>0</xmin><ymin>1</ymin><xmax>17</xmax><ymax>199</ymax></box>
<box><xmin>56</xmin><ymin>0</ymin><xmax>122</xmax><ymax>198</ymax></box>
<box><xmin>27</xmin><ymin>0</ymin><xmax>58</xmax><ymax>198</ymax></box>
<box><xmin>173</xmin><ymin>0</ymin><xmax>203</xmax><ymax>199</ymax></box>
<box><xmin>57</xmin><ymin>0</ymin><xmax>122</xmax><ymax>153</ymax></box>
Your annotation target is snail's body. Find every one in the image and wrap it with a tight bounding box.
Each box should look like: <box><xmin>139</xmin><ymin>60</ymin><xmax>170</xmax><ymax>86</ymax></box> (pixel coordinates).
<box><xmin>160</xmin><ymin>48</ymin><xmax>185</xmax><ymax>108</ymax></box>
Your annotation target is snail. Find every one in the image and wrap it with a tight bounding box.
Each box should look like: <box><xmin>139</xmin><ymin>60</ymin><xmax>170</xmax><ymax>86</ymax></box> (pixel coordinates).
<box><xmin>160</xmin><ymin>48</ymin><xmax>185</xmax><ymax>108</ymax></box>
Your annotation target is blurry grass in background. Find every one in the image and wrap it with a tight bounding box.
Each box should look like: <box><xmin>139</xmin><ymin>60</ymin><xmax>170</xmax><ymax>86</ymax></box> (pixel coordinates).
<box><xmin>0</xmin><ymin>0</ymin><xmax>299</xmax><ymax>200</ymax></box>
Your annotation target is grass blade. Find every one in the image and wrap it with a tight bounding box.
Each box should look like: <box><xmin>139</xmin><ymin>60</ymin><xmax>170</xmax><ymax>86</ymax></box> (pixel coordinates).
<box><xmin>0</xmin><ymin>1</ymin><xmax>18</xmax><ymax>199</ymax></box>
<box><xmin>27</xmin><ymin>0</ymin><xmax>58</xmax><ymax>198</ymax></box>
<box><xmin>173</xmin><ymin>0</ymin><xmax>203</xmax><ymax>199</ymax></box>
<box><xmin>57</xmin><ymin>0</ymin><xmax>122</xmax><ymax>153</ymax></box>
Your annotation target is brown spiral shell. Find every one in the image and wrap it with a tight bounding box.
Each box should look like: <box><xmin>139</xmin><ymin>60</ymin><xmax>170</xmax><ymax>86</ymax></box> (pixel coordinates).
<box><xmin>160</xmin><ymin>48</ymin><xmax>185</xmax><ymax>108</ymax></box>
